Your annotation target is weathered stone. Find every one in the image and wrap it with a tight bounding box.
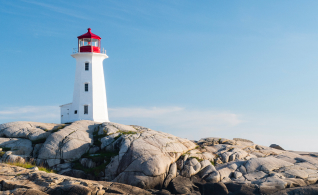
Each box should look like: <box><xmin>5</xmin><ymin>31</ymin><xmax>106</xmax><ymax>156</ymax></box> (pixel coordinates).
<box><xmin>205</xmin><ymin>171</ymin><xmax>221</xmax><ymax>183</ymax></box>
<box><xmin>0</xmin><ymin>121</ymin><xmax>64</xmax><ymax>141</ymax></box>
<box><xmin>88</xmin><ymin>146</ymin><xmax>100</xmax><ymax>154</ymax></box>
<box><xmin>270</xmin><ymin>144</ymin><xmax>284</xmax><ymax>150</ymax></box>
<box><xmin>109</xmin><ymin>129</ymin><xmax>196</xmax><ymax>189</ymax></box>
<box><xmin>181</xmin><ymin>158</ymin><xmax>201</xmax><ymax>177</ymax></box>
<box><xmin>233</xmin><ymin>171</ymin><xmax>243</xmax><ymax>179</ymax></box>
<box><xmin>271</xmin><ymin>184</ymin><xmax>318</xmax><ymax>195</ymax></box>
<box><xmin>56</xmin><ymin>163</ymin><xmax>71</xmax><ymax>169</ymax></box>
<box><xmin>100</xmin><ymin>133</ymin><xmax>120</xmax><ymax>150</ymax></box>
<box><xmin>0</xmin><ymin>138</ymin><xmax>32</xmax><ymax>156</ymax></box>
<box><xmin>245</xmin><ymin>156</ymin><xmax>293</xmax><ymax>173</ymax></box>
<box><xmin>80</xmin><ymin>158</ymin><xmax>96</xmax><ymax>169</ymax></box>
<box><xmin>37</xmin><ymin>120</ymin><xmax>99</xmax><ymax>160</ymax></box>
<box><xmin>197</xmin><ymin>182</ymin><xmax>229</xmax><ymax>195</ymax></box>
<box><xmin>282</xmin><ymin>169</ymin><xmax>309</xmax><ymax>179</ymax></box>
<box><xmin>244</xmin><ymin>171</ymin><xmax>267</xmax><ymax>181</ymax></box>
<box><xmin>163</xmin><ymin>162</ymin><xmax>177</xmax><ymax>188</ymax></box>
<box><xmin>226</xmin><ymin>183</ymin><xmax>259</xmax><ymax>195</ymax></box>
<box><xmin>198</xmin><ymin>164</ymin><xmax>216</xmax><ymax>179</ymax></box>
<box><xmin>0</xmin><ymin>163</ymin><xmax>152</xmax><ymax>194</ymax></box>
<box><xmin>4</xmin><ymin>154</ymin><xmax>25</xmax><ymax>163</ymax></box>
<box><xmin>259</xmin><ymin>181</ymin><xmax>286</xmax><ymax>194</ymax></box>
<box><xmin>32</xmin><ymin>144</ymin><xmax>42</xmax><ymax>158</ymax></box>
<box><xmin>168</xmin><ymin>176</ymin><xmax>199</xmax><ymax>194</ymax></box>
<box><xmin>46</xmin><ymin>159</ymin><xmax>60</xmax><ymax>167</ymax></box>
<box><xmin>221</xmin><ymin>152</ymin><xmax>232</xmax><ymax>163</ymax></box>
<box><xmin>233</xmin><ymin>138</ymin><xmax>253</xmax><ymax>143</ymax></box>
<box><xmin>238</xmin><ymin>165</ymin><xmax>247</xmax><ymax>175</ymax></box>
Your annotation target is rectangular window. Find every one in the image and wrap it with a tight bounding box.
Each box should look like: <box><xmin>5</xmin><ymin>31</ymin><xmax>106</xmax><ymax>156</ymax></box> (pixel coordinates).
<box><xmin>74</xmin><ymin>110</ymin><xmax>77</xmax><ymax>114</ymax></box>
<box><xmin>85</xmin><ymin>63</ymin><xmax>89</xmax><ymax>71</ymax></box>
<box><xmin>85</xmin><ymin>83</ymin><xmax>88</xmax><ymax>92</ymax></box>
<box><xmin>84</xmin><ymin>105</ymin><xmax>88</xmax><ymax>114</ymax></box>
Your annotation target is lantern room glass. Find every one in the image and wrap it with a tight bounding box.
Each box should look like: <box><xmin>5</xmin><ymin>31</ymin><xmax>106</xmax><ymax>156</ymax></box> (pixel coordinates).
<box><xmin>79</xmin><ymin>38</ymin><xmax>99</xmax><ymax>47</ymax></box>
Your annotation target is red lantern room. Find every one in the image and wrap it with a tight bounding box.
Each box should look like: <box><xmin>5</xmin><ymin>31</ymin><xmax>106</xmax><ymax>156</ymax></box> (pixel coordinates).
<box><xmin>77</xmin><ymin>28</ymin><xmax>101</xmax><ymax>53</ymax></box>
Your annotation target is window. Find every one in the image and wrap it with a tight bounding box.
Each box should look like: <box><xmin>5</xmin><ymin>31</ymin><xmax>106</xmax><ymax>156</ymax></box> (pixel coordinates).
<box><xmin>74</xmin><ymin>110</ymin><xmax>77</xmax><ymax>114</ymax></box>
<box><xmin>85</xmin><ymin>83</ymin><xmax>88</xmax><ymax>92</ymax></box>
<box><xmin>84</xmin><ymin>105</ymin><xmax>88</xmax><ymax>114</ymax></box>
<box><xmin>85</xmin><ymin>63</ymin><xmax>89</xmax><ymax>71</ymax></box>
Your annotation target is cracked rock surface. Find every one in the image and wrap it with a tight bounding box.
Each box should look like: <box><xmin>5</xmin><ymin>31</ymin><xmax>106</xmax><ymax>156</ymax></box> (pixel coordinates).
<box><xmin>2</xmin><ymin>121</ymin><xmax>318</xmax><ymax>194</ymax></box>
<box><xmin>0</xmin><ymin>163</ymin><xmax>151</xmax><ymax>195</ymax></box>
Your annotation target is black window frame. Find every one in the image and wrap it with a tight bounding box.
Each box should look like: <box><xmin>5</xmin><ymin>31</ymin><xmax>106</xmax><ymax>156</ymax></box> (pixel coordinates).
<box><xmin>84</xmin><ymin>83</ymin><xmax>88</xmax><ymax>92</ymax></box>
<box><xmin>85</xmin><ymin>63</ymin><xmax>89</xmax><ymax>71</ymax></box>
<box><xmin>74</xmin><ymin>110</ymin><xmax>77</xmax><ymax>114</ymax></box>
<box><xmin>84</xmin><ymin>105</ymin><xmax>88</xmax><ymax>114</ymax></box>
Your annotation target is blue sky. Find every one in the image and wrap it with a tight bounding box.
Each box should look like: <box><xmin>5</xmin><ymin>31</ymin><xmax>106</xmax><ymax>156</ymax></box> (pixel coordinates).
<box><xmin>1</xmin><ymin>0</ymin><xmax>318</xmax><ymax>151</ymax></box>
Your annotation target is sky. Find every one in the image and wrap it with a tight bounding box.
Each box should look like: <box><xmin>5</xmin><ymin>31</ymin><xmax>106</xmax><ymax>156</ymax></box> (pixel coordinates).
<box><xmin>1</xmin><ymin>0</ymin><xmax>318</xmax><ymax>151</ymax></box>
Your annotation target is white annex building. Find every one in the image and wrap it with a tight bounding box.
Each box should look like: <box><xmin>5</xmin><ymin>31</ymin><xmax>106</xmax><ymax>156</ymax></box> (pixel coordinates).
<box><xmin>60</xmin><ymin>28</ymin><xmax>109</xmax><ymax>123</ymax></box>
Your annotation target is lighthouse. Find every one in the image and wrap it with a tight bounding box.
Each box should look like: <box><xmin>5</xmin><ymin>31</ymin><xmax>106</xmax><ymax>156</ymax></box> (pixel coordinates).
<box><xmin>60</xmin><ymin>28</ymin><xmax>109</xmax><ymax>123</ymax></box>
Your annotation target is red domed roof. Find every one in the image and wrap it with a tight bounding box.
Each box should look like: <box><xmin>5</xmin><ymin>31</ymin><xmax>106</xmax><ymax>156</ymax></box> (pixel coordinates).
<box><xmin>77</xmin><ymin>28</ymin><xmax>101</xmax><ymax>39</ymax></box>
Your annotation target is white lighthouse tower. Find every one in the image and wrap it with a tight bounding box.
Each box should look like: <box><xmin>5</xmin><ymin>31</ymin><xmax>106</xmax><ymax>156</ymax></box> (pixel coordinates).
<box><xmin>60</xmin><ymin>28</ymin><xmax>109</xmax><ymax>123</ymax></box>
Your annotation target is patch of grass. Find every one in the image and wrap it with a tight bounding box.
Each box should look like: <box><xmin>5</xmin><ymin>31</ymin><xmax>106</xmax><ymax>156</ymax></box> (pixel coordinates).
<box><xmin>31</xmin><ymin>138</ymin><xmax>47</xmax><ymax>145</ymax></box>
<box><xmin>92</xmin><ymin>129</ymin><xmax>107</xmax><ymax>147</ymax></box>
<box><xmin>73</xmin><ymin>161</ymin><xmax>109</xmax><ymax>177</ymax></box>
<box><xmin>0</xmin><ymin>147</ymin><xmax>11</xmax><ymax>151</ymax></box>
<box><xmin>82</xmin><ymin>151</ymin><xmax>119</xmax><ymax>163</ymax></box>
<box><xmin>118</xmin><ymin>130</ymin><xmax>137</xmax><ymax>135</ymax></box>
<box><xmin>73</xmin><ymin>150</ymin><xmax>119</xmax><ymax>177</ymax></box>
<box><xmin>5</xmin><ymin>161</ymin><xmax>56</xmax><ymax>173</ymax></box>
<box><xmin>52</xmin><ymin>124</ymin><xmax>66</xmax><ymax>133</ymax></box>
<box><xmin>0</xmin><ymin>151</ymin><xmax>5</xmax><ymax>157</ymax></box>
<box><xmin>211</xmin><ymin>161</ymin><xmax>215</xmax><ymax>166</ymax></box>
<box><xmin>195</xmin><ymin>145</ymin><xmax>200</xmax><ymax>149</ymax></box>
<box><xmin>114</xmin><ymin>134</ymin><xmax>121</xmax><ymax>141</ymax></box>
<box><xmin>191</xmin><ymin>156</ymin><xmax>203</xmax><ymax>162</ymax></box>
<box><xmin>38</xmin><ymin>167</ymin><xmax>56</xmax><ymax>173</ymax></box>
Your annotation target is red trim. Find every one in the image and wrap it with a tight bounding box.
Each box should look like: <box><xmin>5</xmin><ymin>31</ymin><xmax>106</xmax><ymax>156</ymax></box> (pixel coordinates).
<box><xmin>79</xmin><ymin>46</ymin><xmax>100</xmax><ymax>53</ymax></box>
<box><xmin>77</xmin><ymin>28</ymin><xmax>101</xmax><ymax>39</ymax></box>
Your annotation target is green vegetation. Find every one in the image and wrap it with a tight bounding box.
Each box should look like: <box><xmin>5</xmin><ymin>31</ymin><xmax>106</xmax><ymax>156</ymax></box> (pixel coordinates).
<box><xmin>118</xmin><ymin>130</ymin><xmax>137</xmax><ymax>135</ymax></box>
<box><xmin>31</xmin><ymin>138</ymin><xmax>47</xmax><ymax>145</ymax></box>
<box><xmin>52</xmin><ymin>124</ymin><xmax>66</xmax><ymax>133</ymax></box>
<box><xmin>211</xmin><ymin>160</ymin><xmax>215</xmax><ymax>166</ymax></box>
<box><xmin>191</xmin><ymin>156</ymin><xmax>203</xmax><ymax>162</ymax></box>
<box><xmin>0</xmin><ymin>147</ymin><xmax>11</xmax><ymax>151</ymax></box>
<box><xmin>114</xmin><ymin>134</ymin><xmax>121</xmax><ymax>141</ymax></box>
<box><xmin>92</xmin><ymin>129</ymin><xmax>106</xmax><ymax>147</ymax></box>
<box><xmin>0</xmin><ymin>151</ymin><xmax>5</xmax><ymax>157</ymax></box>
<box><xmin>195</xmin><ymin>145</ymin><xmax>200</xmax><ymax>149</ymax></box>
<box><xmin>5</xmin><ymin>161</ymin><xmax>56</xmax><ymax>173</ymax></box>
<box><xmin>73</xmin><ymin>150</ymin><xmax>119</xmax><ymax>177</ymax></box>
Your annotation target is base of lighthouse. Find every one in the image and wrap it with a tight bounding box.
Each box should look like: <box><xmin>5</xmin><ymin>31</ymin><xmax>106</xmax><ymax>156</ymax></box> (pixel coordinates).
<box><xmin>60</xmin><ymin>52</ymin><xmax>109</xmax><ymax>124</ymax></box>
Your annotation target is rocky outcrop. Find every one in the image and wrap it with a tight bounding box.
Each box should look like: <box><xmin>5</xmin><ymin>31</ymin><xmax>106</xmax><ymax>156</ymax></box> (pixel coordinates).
<box><xmin>37</xmin><ymin>120</ymin><xmax>99</xmax><ymax>161</ymax></box>
<box><xmin>2</xmin><ymin>120</ymin><xmax>318</xmax><ymax>194</ymax></box>
<box><xmin>0</xmin><ymin>163</ymin><xmax>151</xmax><ymax>195</ymax></box>
<box><xmin>103</xmin><ymin>124</ymin><xmax>196</xmax><ymax>189</ymax></box>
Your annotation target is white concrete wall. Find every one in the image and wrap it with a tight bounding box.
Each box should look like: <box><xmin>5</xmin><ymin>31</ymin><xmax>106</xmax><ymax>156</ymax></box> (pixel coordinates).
<box><xmin>60</xmin><ymin>52</ymin><xmax>109</xmax><ymax>123</ymax></box>
<box><xmin>92</xmin><ymin>55</ymin><xmax>109</xmax><ymax>122</ymax></box>
<box><xmin>60</xmin><ymin>103</ymin><xmax>72</xmax><ymax>123</ymax></box>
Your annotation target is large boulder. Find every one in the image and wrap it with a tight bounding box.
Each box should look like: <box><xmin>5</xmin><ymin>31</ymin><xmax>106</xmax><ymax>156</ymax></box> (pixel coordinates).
<box><xmin>0</xmin><ymin>121</ymin><xmax>64</xmax><ymax>141</ymax></box>
<box><xmin>0</xmin><ymin>138</ymin><xmax>32</xmax><ymax>155</ymax></box>
<box><xmin>244</xmin><ymin>156</ymin><xmax>294</xmax><ymax>173</ymax></box>
<box><xmin>37</xmin><ymin>120</ymin><xmax>99</xmax><ymax>161</ymax></box>
<box><xmin>0</xmin><ymin>163</ymin><xmax>152</xmax><ymax>195</ymax></box>
<box><xmin>104</xmin><ymin>124</ymin><xmax>196</xmax><ymax>189</ymax></box>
